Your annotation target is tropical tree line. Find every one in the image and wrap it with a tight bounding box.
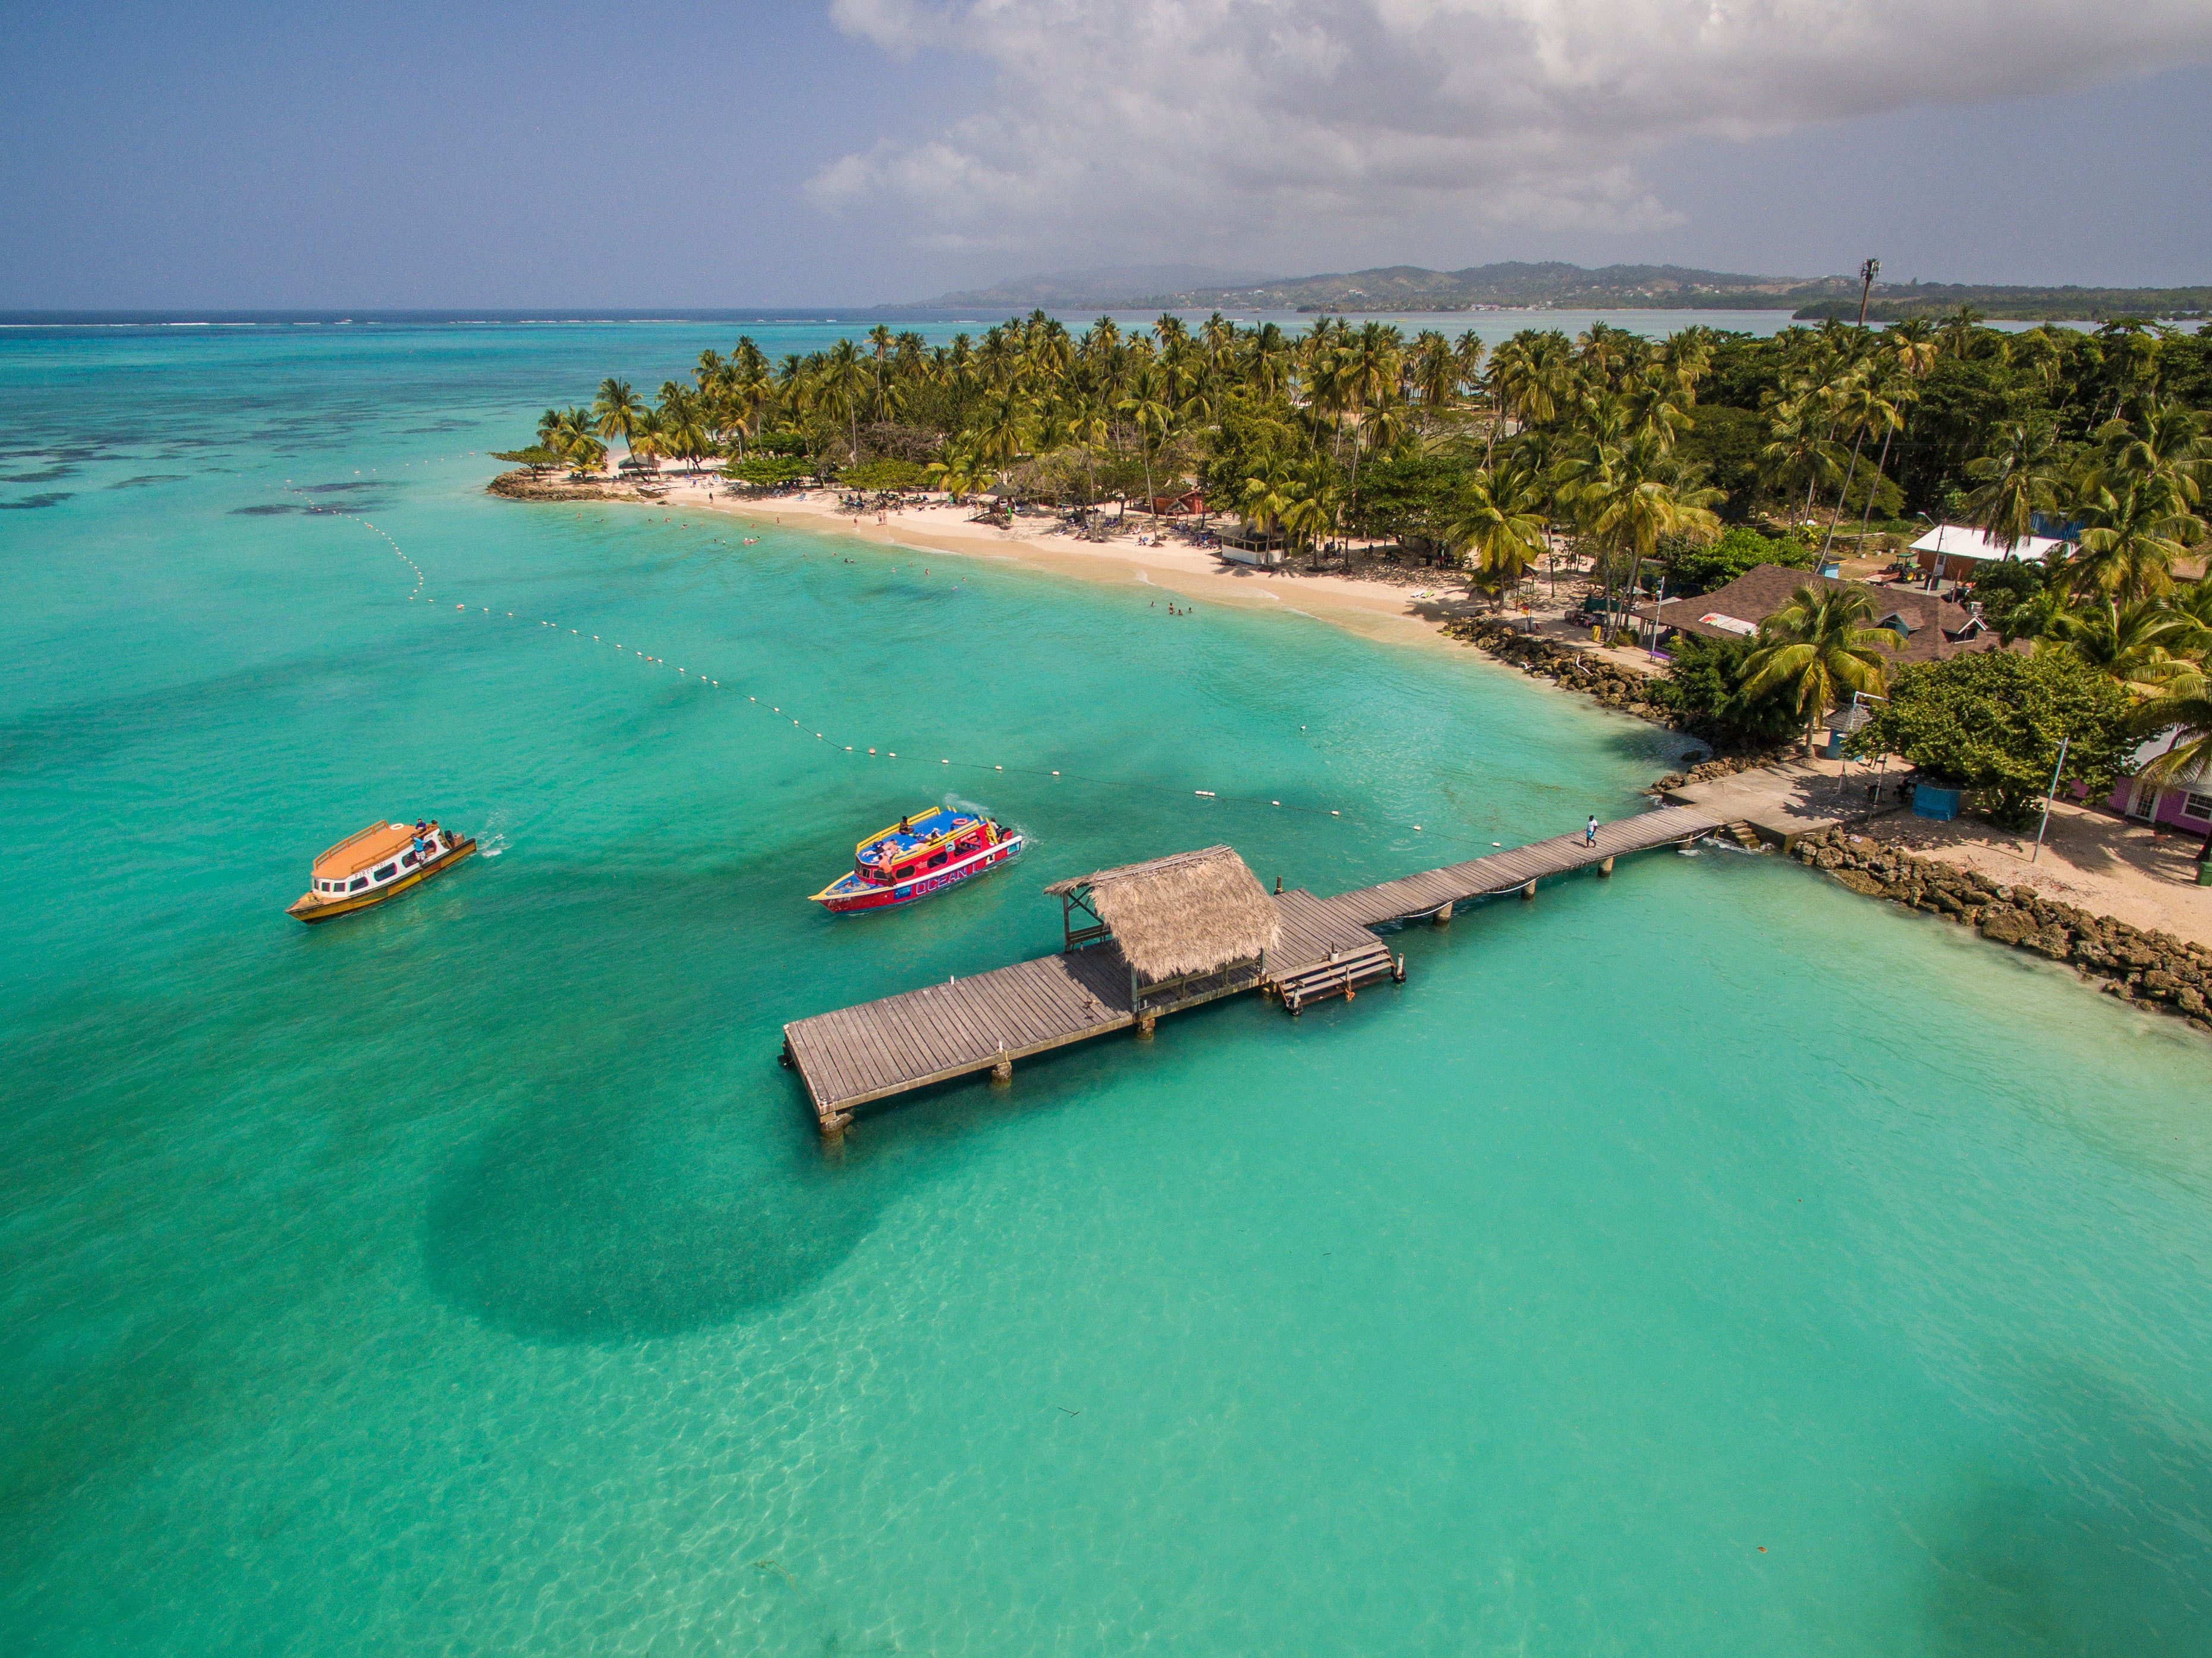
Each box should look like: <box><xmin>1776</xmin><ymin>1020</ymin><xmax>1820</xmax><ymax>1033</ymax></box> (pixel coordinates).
<box><xmin>499</xmin><ymin>309</ymin><xmax>2210</xmax><ymax>614</ymax></box>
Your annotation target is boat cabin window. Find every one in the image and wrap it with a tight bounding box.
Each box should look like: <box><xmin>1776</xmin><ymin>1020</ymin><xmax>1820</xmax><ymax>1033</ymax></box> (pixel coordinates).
<box><xmin>927</xmin><ymin>852</ymin><xmax>948</xmax><ymax>869</ymax></box>
<box><xmin>401</xmin><ymin>850</ymin><xmax>419</xmax><ymax>867</ymax></box>
<box><xmin>348</xmin><ymin>876</ymin><xmax>369</xmax><ymax>892</ymax></box>
<box><xmin>373</xmin><ymin>862</ymin><xmax>398</xmax><ymax>882</ymax></box>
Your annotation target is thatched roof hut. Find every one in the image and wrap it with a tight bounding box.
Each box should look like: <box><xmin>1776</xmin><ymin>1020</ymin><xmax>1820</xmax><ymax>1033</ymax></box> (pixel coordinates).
<box><xmin>1046</xmin><ymin>845</ymin><xmax>1280</xmax><ymax>983</ymax></box>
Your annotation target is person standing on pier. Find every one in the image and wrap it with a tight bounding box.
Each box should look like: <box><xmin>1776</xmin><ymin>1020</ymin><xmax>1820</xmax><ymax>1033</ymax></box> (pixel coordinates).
<box><xmin>1586</xmin><ymin>816</ymin><xmax>1599</xmax><ymax>847</ymax></box>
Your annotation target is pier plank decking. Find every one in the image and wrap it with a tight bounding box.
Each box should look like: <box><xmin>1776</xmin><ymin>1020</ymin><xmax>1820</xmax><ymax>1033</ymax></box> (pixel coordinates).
<box><xmin>784</xmin><ymin>804</ymin><xmax>1725</xmax><ymax>1132</ymax></box>
<box><xmin>1326</xmin><ymin>803</ymin><xmax>1723</xmax><ymax>926</ymax></box>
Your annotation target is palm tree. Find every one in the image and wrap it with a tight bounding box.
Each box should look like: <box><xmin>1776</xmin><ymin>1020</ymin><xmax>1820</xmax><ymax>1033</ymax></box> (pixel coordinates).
<box><xmin>1063</xmin><ymin>400</ymin><xmax>1109</xmax><ymax>508</ymax></box>
<box><xmin>2042</xmin><ymin>597</ymin><xmax>2197</xmax><ymax>693</ymax></box>
<box><xmin>2105</xmin><ymin>398</ymin><xmax>2208</xmax><ymax>511</ymax></box>
<box><xmin>2068</xmin><ymin>474</ymin><xmax>2203</xmax><ymax>601</ymax></box>
<box><xmin>867</xmin><ymin>324</ymin><xmax>895</xmax><ymax>421</ymax></box>
<box><xmin>1760</xmin><ymin>399</ymin><xmax>1843</xmax><ymax>523</ymax></box>
<box><xmin>1409</xmin><ymin>330</ymin><xmax>1458</xmax><ymax>417</ymax></box>
<box><xmin>1941</xmin><ymin>305</ymin><xmax>1986</xmax><ymax>360</ymax></box>
<box><xmin>1276</xmin><ymin>484</ymin><xmax>1335</xmax><ymax>568</ymax></box>
<box><xmin>820</xmin><ymin>338</ymin><xmax>871</xmax><ymax>464</ymax></box>
<box><xmin>1240</xmin><ymin>457</ymin><xmax>1334</xmax><ymax>565</ymax></box>
<box><xmin>974</xmin><ymin>390</ymin><xmax>1036</xmax><ymax>476</ymax></box>
<box><xmin>593</xmin><ymin>378</ymin><xmax>643</xmax><ymax>457</ymax></box>
<box><xmin>1964</xmin><ymin>420</ymin><xmax>2067</xmax><ymax>550</ymax></box>
<box><xmin>1446</xmin><ymin>464</ymin><xmax>1549</xmax><ymax>605</ymax></box>
<box><xmin>1742</xmin><ymin>584</ymin><xmax>1900</xmax><ymax>751</ymax></box>
<box><xmin>553</xmin><ymin>407</ymin><xmax>603</xmax><ymax>472</ymax></box>
<box><xmin>1817</xmin><ymin>373</ymin><xmax>1902</xmax><ymax>559</ymax></box>
<box><xmin>1452</xmin><ymin>330</ymin><xmax>1487</xmax><ymax>407</ymax></box>
<box><xmin>626</xmin><ymin>410</ymin><xmax>668</xmax><ymax>472</ymax></box>
<box><xmin>1886</xmin><ymin>318</ymin><xmax>1940</xmax><ymax>381</ymax></box>
<box><xmin>1597</xmin><ymin>448</ymin><xmax>1723</xmax><ymax>619</ymax></box>
<box><xmin>926</xmin><ymin>441</ymin><xmax>987</xmax><ymax>504</ymax></box>
<box><xmin>1116</xmin><ymin>366</ymin><xmax>1174</xmax><ymax>519</ymax></box>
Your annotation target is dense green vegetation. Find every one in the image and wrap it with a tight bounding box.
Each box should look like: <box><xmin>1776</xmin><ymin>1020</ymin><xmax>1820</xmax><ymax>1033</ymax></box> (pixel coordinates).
<box><xmin>519</xmin><ymin>308</ymin><xmax>2207</xmax><ymax>592</ymax></box>
<box><xmin>1851</xmin><ymin>652</ymin><xmax>2138</xmax><ymax>826</ymax></box>
<box><xmin>511</xmin><ymin>310</ymin><xmax>2212</xmax><ymax>817</ymax></box>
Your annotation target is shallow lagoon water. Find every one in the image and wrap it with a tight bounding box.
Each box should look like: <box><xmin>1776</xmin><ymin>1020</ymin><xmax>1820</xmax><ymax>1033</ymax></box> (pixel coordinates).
<box><xmin>4</xmin><ymin>322</ymin><xmax>2211</xmax><ymax>1655</ymax></box>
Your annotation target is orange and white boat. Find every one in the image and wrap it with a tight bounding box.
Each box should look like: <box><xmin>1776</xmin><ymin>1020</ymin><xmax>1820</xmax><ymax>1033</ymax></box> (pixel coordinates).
<box><xmin>287</xmin><ymin>818</ymin><xmax>476</xmax><ymax>923</ymax></box>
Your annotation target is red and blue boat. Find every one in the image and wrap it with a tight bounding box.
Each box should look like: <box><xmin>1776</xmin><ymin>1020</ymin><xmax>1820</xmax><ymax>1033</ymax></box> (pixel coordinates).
<box><xmin>808</xmin><ymin>807</ymin><xmax>1023</xmax><ymax>914</ymax></box>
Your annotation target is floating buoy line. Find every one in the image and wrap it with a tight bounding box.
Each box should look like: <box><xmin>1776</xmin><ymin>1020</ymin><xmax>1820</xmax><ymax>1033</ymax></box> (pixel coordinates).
<box><xmin>287</xmin><ymin>487</ymin><xmax>1537</xmax><ymax>854</ymax></box>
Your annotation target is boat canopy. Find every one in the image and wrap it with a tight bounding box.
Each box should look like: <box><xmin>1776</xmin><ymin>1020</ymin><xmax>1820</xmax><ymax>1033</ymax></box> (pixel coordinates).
<box><xmin>313</xmin><ymin>821</ymin><xmax>422</xmax><ymax>882</ymax></box>
<box><xmin>855</xmin><ymin>808</ymin><xmax>979</xmax><ymax>861</ymax></box>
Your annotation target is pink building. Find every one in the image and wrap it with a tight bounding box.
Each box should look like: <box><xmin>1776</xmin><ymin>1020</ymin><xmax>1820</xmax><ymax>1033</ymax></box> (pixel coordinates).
<box><xmin>2110</xmin><ymin>730</ymin><xmax>2212</xmax><ymax>834</ymax></box>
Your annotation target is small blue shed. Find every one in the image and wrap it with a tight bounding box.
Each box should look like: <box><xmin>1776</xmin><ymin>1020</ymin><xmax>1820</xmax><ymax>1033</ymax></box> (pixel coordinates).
<box><xmin>1913</xmin><ymin>782</ymin><xmax>1962</xmax><ymax>822</ymax></box>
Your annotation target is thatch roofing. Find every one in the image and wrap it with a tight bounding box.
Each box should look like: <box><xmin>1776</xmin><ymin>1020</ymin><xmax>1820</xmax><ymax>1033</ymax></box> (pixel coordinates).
<box><xmin>1046</xmin><ymin>845</ymin><xmax>1280</xmax><ymax>981</ymax></box>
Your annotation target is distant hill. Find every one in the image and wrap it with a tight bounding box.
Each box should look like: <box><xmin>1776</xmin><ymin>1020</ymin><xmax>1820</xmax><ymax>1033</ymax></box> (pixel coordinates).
<box><xmin>1131</xmin><ymin>262</ymin><xmax>1844</xmax><ymax>313</ymax></box>
<box><xmin>1795</xmin><ymin>282</ymin><xmax>2212</xmax><ymax>322</ymax></box>
<box><xmin>893</xmin><ymin>265</ymin><xmax>1283</xmax><ymax>312</ymax></box>
<box><xmin>893</xmin><ymin>261</ymin><xmax>2210</xmax><ymax>320</ymax></box>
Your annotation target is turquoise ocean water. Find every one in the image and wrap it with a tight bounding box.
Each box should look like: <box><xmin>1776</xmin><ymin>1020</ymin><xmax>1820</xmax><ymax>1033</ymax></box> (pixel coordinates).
<box><xmin>4</xmin><ymin>317</ymin><xmax>2211</xmax><ymax>1655</ymax></box>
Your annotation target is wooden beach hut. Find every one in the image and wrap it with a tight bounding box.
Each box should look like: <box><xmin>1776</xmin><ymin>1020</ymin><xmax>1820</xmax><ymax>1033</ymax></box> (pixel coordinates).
<box><xmin>1047</xmin><ymin>845</ymin><xmax>1281</xmax><ymax>1025</ymax></box>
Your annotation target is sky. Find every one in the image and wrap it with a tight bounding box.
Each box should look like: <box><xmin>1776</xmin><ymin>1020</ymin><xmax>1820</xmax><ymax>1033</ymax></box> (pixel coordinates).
<box><xmin>2</xmin><ymin>0</ymin><xmax>2210</xmax><ymax>310</ymax></box>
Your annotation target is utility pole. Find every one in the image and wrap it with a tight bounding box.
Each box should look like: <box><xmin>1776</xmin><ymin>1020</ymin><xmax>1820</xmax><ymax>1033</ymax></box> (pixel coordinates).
<box><xmin>2032</xmin><ymin>735</ymin><xmax>2069</xmax><ymax>863</ymax></box>
<box><xmin>1857</xmin><ymin>258</ymin><xmax>1880</xmax><ymax>326</ymax></box>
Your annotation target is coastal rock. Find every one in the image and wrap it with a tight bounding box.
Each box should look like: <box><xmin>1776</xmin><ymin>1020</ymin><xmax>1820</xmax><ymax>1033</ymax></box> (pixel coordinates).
<box><xmin>488</xmin><ymin>469</ymin><xmax>649</xmax><ymax>503</ymax></box>
<box><xmin>1708</xmin><ymin>803</ymin><xmax>2202</xmax><ymax>1039</ymax></box>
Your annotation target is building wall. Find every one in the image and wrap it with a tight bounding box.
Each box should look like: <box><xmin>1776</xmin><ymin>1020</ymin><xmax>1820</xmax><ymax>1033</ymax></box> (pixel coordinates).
<box><xmin>2111</xmin><ymin>777</ymin><xmax>2212</xmax><ymax>833</ymax></box>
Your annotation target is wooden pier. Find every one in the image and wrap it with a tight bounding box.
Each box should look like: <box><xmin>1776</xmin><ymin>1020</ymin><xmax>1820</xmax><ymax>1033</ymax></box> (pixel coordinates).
<box><xmin>782</xmin><ymin>806</ymin><xmax>1722</xmax><ymax>1134</ymax></box>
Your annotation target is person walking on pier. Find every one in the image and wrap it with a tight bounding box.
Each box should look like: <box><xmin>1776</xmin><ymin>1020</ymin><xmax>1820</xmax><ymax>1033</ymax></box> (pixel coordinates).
<box><xmin>1585</xmin><ymin>815</ymin><xmax>1599</xmax><ymax>847</ymax></box>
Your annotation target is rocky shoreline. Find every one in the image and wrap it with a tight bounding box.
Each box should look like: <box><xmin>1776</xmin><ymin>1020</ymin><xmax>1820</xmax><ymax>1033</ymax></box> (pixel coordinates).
<box><xmin>1439</xmin><ymin>615</ymin><xmax>1792</xmax><ymax>789</ymax></box>
<box><xmin>488</xmin><ymin>468</ymin><xmax>660</xmax><ymax>502</ymax></box>
<box><xmin>1442</xmin><ymin>615</ymin><xmax>1677</xmax><ymax>721</ymax></box>
<box><xmin>1793</xmin><ymin>826</ymin><xmax>2212</xmax><ymax>1031</ymax></box>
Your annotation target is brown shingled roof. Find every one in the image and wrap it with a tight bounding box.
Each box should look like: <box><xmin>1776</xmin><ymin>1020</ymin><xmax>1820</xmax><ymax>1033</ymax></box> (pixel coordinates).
<box><xmin>1643</xmin><ymin>565</ymin><xmax>2001</xmax><ymax>666</ymax></box>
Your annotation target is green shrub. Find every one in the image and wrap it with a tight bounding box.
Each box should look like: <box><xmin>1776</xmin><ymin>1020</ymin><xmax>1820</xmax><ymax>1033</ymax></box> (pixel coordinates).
<box><xmin>839</xmin><ymin>459</ymin><xmax>929</xmax><ymax>491</ymax></box>
<box><xmin>1648</xmin><ymin>634</ymin><xmax>1801</xmax><ymax>746</ymax></box>
<box><xmin>1662</xmin><ymin>527</ymin><xmax>1814</xmax><ymax>596</ymax></box>
<box><xmin>721</xmin><ymin>456</ymin><xmax>815</xmax><ymax>489</ymax></box>
<box><xmin>1851</xmin><ymin>649</ymin><xmax>2134</xmax><ymax>826</ymax></box>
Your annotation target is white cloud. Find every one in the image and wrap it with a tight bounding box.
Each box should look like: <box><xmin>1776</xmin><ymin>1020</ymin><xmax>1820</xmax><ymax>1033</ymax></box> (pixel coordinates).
<box><xmin>813</xmin><ymin>0</ymin><xmax>2212</xmax><ymax>268</ymax></box>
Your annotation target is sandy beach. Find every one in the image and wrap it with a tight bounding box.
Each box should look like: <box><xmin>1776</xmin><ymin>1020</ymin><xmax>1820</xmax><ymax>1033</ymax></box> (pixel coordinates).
<box><xmin>605</xmin><ymin>474</ymin><xmax>1478</xmax><ymax>650</ymax></box>
<box><xmin>498</xmin><ymin>468</ymin><xmax>2212</xmax><ymax>949</ymax></box>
